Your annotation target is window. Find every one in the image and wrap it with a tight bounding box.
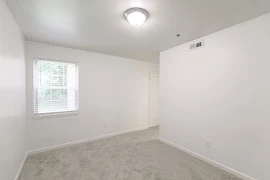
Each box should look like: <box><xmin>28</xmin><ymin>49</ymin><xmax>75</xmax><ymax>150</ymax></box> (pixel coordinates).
<box><xmin>33</xmin><ymin>58</ymin><xmax>79</xmax><ymax>115</ymax></box>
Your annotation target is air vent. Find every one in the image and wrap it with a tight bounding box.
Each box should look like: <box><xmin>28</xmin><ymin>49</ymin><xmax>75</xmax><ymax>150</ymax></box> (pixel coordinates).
<box><xmin>190</xmin><ymin>40</ymin><xmax>204</xmax><ymax>50</ymax></box>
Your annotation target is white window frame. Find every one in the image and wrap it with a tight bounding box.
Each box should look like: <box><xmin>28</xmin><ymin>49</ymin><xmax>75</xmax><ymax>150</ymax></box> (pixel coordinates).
<box><xmin>33</xmin><ymin>58</ymin><xmax>79</xmax><ymax>119</ymax></box>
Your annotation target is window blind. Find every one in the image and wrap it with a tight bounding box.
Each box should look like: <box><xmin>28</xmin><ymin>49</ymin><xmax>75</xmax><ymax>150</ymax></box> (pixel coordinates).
<box><xmin>33</xmin><ymin>58</ymin><xmax>79</xmax><ymax>115</ymax></box>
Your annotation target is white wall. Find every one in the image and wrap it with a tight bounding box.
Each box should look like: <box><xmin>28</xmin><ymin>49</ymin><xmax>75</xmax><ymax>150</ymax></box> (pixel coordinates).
<box><xmin>26</xmin><ymin>41</ymin><xmax>159</xmax><ymax>151</ymax></box>
<box><xmin>160</xmin><ymin>13</ymin><xmax>270</xmax><ymax>180</ymax></box>
<box><xmin>0</xmin><ymin>0</ymin><xmax>26</xmax><ymax>179</ymax></box>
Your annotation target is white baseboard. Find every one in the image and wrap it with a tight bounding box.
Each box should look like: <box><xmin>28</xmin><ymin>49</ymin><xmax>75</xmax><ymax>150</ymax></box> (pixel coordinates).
<box><xmin>15</xmin><ymin>127</ymin><xmax>148</xmax><ymax>178</ymax></box>
<box><xmin>159</xmin><ymin>138</ymin><xmax>257</xmax><ymax>180</ymax></box>
<box><xmin>14</xmin><ymin>152</ymin><xmax>28</xmax><ymax>180</ymax></box>
<box><xmin>28</xmin><ymin>127</ymin><xmax>149</xmax><ymax>155</ymax></box>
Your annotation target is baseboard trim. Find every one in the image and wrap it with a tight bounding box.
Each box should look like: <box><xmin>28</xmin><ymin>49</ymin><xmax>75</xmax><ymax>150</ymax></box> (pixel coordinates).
<box><xmin>28</xmin><ymin>127</ymin><xmax>149</xmax><ymax>155</ymax></box>
<box><xmin>14</xmin><ymin>152</ymin><xmax>28</xmax><ymax>180</ymax></box>
<box><xmin>159</xmin><ymin>138</ymin><xmax>257</xmax><ymax>180</ymax></box>
<box><xmin>16</xmin><ymin>127</ymin><xmax>148</xmax><ymax>178</ymax></box>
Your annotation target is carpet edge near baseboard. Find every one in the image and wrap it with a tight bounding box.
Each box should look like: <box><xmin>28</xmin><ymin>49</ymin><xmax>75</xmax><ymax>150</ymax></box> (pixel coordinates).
<box><xmin>159</xmin><ymin>138</ymin><xmax>257</xmax><ymax>180</ymax></box>
<box><xmin>14</xmin><ymin>152</ymin><xmax>28</xmax><ymax>180</ymax></box>
<box><xmin>15</xmin><ymin>127</ymin><xmax>150</xmax><ymax>179</ymax></box>
<box><xmin>27</xmin><ymin>127</ymin><xmax>149</xmax><ymax>155</ymax></box>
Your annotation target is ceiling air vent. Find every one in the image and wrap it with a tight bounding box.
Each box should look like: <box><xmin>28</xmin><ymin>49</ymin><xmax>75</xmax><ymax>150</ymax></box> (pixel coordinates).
<box><xmin>190</xmin><ymin>40</ymin><xmax>204</xmax><ymax>50</ymax></box>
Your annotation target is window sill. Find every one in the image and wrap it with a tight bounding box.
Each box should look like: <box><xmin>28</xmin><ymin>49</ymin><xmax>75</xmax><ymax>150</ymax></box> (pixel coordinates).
<box><xmin>33</xmin><ymin>111</ymin><xmax>79</xmax><ymax>120</ymax></box>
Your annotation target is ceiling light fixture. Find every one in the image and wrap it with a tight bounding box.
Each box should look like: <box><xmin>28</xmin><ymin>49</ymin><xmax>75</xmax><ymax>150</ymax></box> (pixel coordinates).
<box><xmin>124</xmin><ymin>7</ymin><xmax>149</xmax><ymax>26</ymax></box>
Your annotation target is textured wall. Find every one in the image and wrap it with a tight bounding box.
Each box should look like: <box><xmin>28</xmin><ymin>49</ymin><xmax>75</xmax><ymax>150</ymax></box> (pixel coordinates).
<box><xmin>0</xmin><ymin>0</ymin><xmax>26</xmax><ymax>179</ymax></box>
<box><xmin>26</xmin><ymin>41</ymin><xmax>159</xmax><ymax>151</ymax></box>
<box><xmin>160</xmin><ymin>13</ymin><xmax>270</xmax><ymax>180</ymax></box>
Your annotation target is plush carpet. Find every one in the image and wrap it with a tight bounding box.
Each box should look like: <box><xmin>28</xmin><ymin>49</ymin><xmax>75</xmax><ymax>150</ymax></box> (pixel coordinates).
<box><xmin>19</xmin><ymin>127</ymin><xmax>242</xmax><ymax>180</ymax></box>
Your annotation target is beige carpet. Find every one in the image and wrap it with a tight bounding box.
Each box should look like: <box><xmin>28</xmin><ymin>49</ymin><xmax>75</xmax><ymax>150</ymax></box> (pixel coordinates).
<box><xmin>19</xmin><ymin>127</ymin><xmax>242</xmax><ymax>180</ymax></box>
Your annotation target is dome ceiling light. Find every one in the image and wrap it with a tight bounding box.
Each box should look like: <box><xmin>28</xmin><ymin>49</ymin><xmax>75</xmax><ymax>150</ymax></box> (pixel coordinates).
<box><xmin>124</xmin><ymin>7</ymin><xmax>149</xmax><ymax>26</ymax></box>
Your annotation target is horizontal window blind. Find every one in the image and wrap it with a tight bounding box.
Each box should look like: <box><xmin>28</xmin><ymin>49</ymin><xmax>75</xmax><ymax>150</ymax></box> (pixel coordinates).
<box><xmin>33</xmin><ymin>58</ymin><xmax>79</xmax><ymax>115</ymax></box>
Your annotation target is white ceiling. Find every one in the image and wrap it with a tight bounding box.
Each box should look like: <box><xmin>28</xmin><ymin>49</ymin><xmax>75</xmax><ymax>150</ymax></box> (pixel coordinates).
<box><xmin>6</xmin><ymin>0</ymin><xmax>270</xmax><ymax>63</ymax></box>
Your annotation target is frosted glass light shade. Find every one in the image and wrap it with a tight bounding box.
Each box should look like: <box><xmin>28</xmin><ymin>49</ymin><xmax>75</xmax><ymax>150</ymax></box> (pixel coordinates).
<box><xmin>124</xmin><ymin>8</ymin><xmax>149</xmax><ymax>26</ymax></box>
